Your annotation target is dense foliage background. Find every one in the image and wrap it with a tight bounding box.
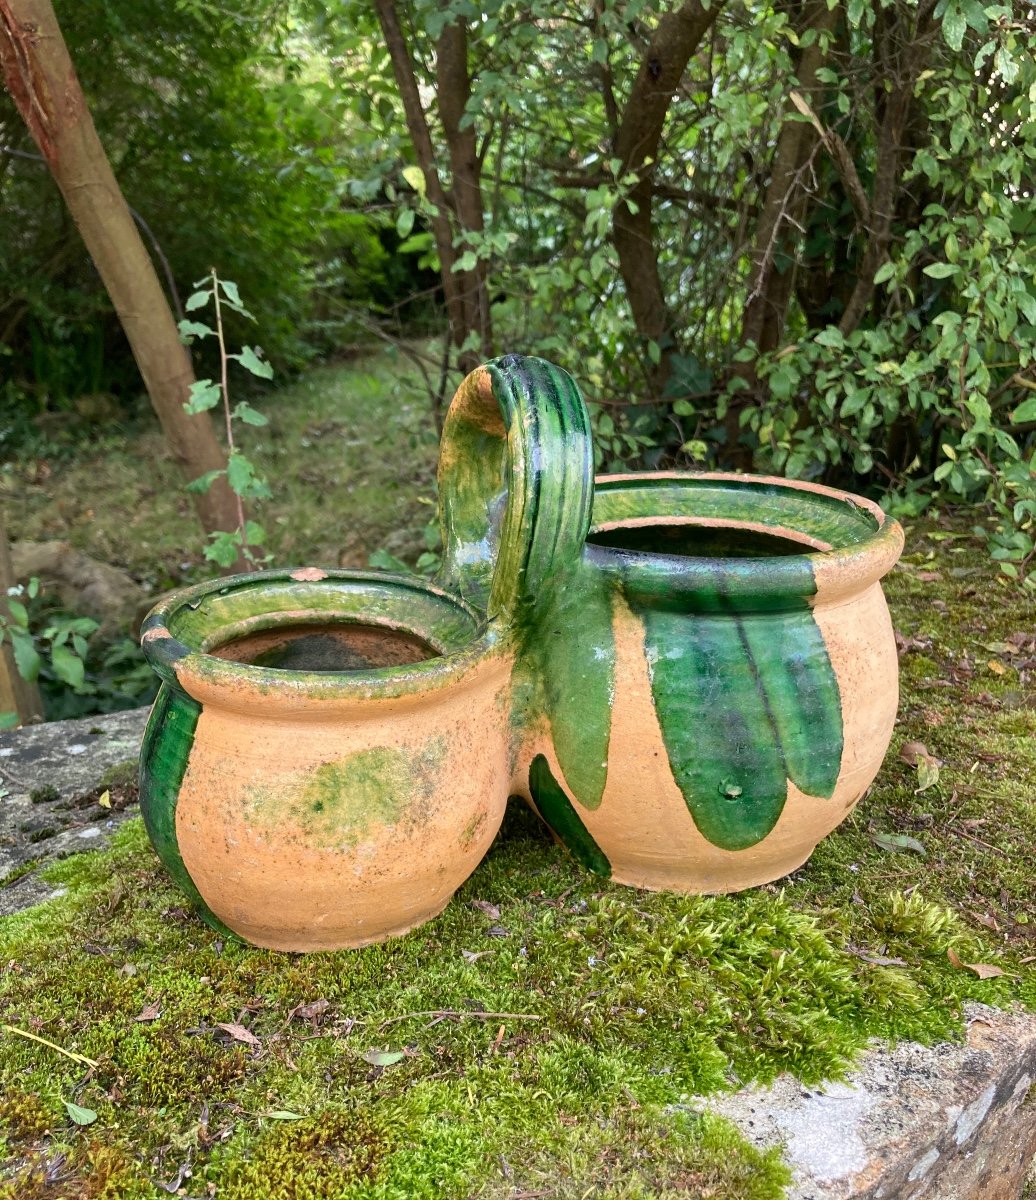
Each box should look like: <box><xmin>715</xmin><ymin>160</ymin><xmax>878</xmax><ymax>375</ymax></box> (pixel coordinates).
<box><xmin>2</xmin><ymin>0</ymin><xmax>1034</xmax><ymax>577</ymax></box>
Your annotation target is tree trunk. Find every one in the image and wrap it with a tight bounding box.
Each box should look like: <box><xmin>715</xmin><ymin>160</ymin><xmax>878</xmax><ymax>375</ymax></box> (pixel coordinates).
<box><xmin>436</xmin><ymin>18</ymin><xmax>492</xmax><ymax>361</ymax></box>
<box><xmin>0</xmin><ymin>521</ymin><xmax>44</xmax><ymax>727</ymax></box>
<box><xmin>739</xmin><ymin>0</ymin><xmax>839</xmax><ymax>356</ymax></box>
<box><xmin>373</xmin><ymin>0</ymin><xmax>488</xmax><ymax>376</ymax></box>
<box><xmin>725</xmin><ymin>0</ymin><xmax>839</xmax><ymax>464</ymax></box>
<box><xmin>611</xmin><ymin>0</ymin><xmax>721</xmax><ymax>395</ymax></box>
<box><xmin>0</xmin><ymin>0</ymin><xmax>239</xmax><ymax>536</ymax></box>
<box><xmin>837</xmin><ymin>0</ymin><xmax>937</xmax><ymax>336</ymax></box>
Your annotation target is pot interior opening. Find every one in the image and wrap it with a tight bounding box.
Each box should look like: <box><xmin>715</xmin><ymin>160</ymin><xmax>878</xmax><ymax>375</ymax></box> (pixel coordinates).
<box><xmin>586</xmin><ymin>521</ymin><xmax>815</xmax><ymax>559</ymax></box>
<box><xmin>211</xmin><ymin>622</ymin><xmax>441</xmax><ymax>672</ymax></box>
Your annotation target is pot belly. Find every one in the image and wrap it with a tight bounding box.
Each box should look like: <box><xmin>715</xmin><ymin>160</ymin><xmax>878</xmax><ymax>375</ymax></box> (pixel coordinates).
<box><xmin>146</xmin><ymin>680</ymin><xmax>509</xmax><ymax>951</ymax></box>
<box><xmin>528</xmin><ymin>583</ymin><xmax>897</xmax><ymax>893</ymax></box>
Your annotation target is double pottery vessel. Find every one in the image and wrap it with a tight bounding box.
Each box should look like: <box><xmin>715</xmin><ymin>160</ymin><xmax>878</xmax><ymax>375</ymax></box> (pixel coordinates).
<box><xmin>139</xmin><ymin>355</ymin><xmax>904</xmax><ymax>950</ymax></box>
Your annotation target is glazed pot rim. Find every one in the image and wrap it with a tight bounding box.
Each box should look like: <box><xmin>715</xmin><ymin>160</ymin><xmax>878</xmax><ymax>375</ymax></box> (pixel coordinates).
<box><xmin>140</xmin><ymin>567</ymin><xmax>507</xmax><ymax>702</ymax></box>
<box><xmin>588</xmin><ymin>471</ymin><xmax>904</xmax><ymax>607</ymax></box>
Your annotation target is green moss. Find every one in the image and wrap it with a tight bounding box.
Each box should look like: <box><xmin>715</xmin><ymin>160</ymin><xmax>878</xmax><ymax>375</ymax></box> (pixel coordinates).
<box><xmin>0</xmin><ymin>1090</ymin><xmax>55</xmax><ymax>1142</ymax></box>
<box><xmin>0</xmin><ymin>1142</ymin><xmax>156</xmax><ymax>1200</ymax></box>
<box><xmin>97</xmin><ymin>760</ymin><xmax>139</xmax><ymax>792</ymax></box>
<box><xmin>213</xmin><ymin>1107</ymin><xmax>389</xmax><ymax>1200</ymax></box>
<box><xmin>0</xmin><ymin>517</ymin><xmax>1033</xmax><ymax>1198</ymax></box>
<box><xmin>1</xmin><ymin>857</ymin><xmax>41</xmax><ymax>886</ymax></box>
<box><xmin>28</xmin><ymin>785</ymin><xmax>60</xmax><ymax>805</ymax></box>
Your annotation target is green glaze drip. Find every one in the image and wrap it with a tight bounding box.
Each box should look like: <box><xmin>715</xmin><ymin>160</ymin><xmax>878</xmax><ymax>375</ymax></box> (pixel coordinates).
<box><xmin>636</xmin><ymin>568</ymin><xmax>843</xmax><ymax>851</ymax></box>
<box><xmin>528</xmin><ymin>754</ymin><xmax>611</xmax><ymax>877</ymax></box>
<box><xmin>526</xmin><ymin>578</ymin><xmax>615</xmax><ymax>810</ymax></box>
<box><xmin>138</xmin><ymin>685</ymin><xmax>233</xmax><ymax>937</ymax></box>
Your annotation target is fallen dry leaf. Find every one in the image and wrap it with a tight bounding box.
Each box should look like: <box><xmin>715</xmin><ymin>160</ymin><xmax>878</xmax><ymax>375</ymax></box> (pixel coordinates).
<box><xmin>293</xmin><ymin>999</ymin><xmax>330</xmax><ymax>1021</ymax></box>
<box><xmin>134</xmin><ymin>1003</ymin><xmax>162</xmax><ymax>1023</ymax></box>
<box><xmin>947</xmin><ymin>947</ymin><xmax>1006</xmax><ymax>979</ymax></box>
<box><xmin>471</xmin><ymin>900</ymin><xmax>501</xmax><ymax>920</ymax></box>
<box><xmin>987</xmin><ymin>659</ymin><xmax>1007</xmax><ymax>675</ymax></box>
<box><xmin>871</xmin><ymin>831</ymin><xmax>926</xmax><ymax>856</ymax></box>
<box><xmin>899</xmin><ymin>741</ymin><xmax>931</xmax><ymax>766</ymax></box>
<box><xmin>215</xmin><ymin>1022</ymin><xmax>261</xmax><ymax>1047</ymax></box>
<box><xmin>461</xmin><ymin>949</ymin><xmax>492</xmax><ymax>964</ymax></box>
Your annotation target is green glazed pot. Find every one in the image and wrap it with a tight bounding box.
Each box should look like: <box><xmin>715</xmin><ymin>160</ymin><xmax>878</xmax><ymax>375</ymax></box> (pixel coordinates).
<box><xmin>138</xmin><ymin>355</ymin><xmax>592</xmax><ymax>950</ymax></box>
<box><xmin>437</xmin><ymin>364</ymin><xmax>905</xmax><ymax>894</ymax></box>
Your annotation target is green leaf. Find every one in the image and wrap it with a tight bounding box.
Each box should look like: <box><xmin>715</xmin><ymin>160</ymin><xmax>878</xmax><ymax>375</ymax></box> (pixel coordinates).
<box><xmin>814</xmin><ymin>327</ymin><xmax>844</xmax><ymax>350</ymax></box>
<box><xmin>236</xmin><ymin>346</ymin><xmax>273</xmax><ymax>380</ymax></box>
<box><xmin>361</xmin><ymin>1048</ymin><xmax>406</xmax><ymax>1067</ymax></box>
<box><xmin>1010</xmin><ymin>397</ymin><xmax>1036</xmax><ymax>424</ymax></box>
<box><xmin>0</xmin><ymin>712</ymin><xmax>18</xmax><ymax>730</ymax></box>
<box><xmin>368</xmin><ymin>548</ymin><xmax>411</xmax><ymax>573</ymax></box>
<box><xmin>178</xmin><ymin>319</ymin><xmax>213</xmax><ymax>340</ymax></box>
<box><xmin>870</xmin><ymin>831</ymin><xmax>926</xmax><ymax>856</ymax></box>
<box><xmin>27</xmin><ymin>577</ymin><xmax>39</xmax><ymax>600</ymax></box>
<box><xmin>184</xmin><ymin>380</ymin><xmax>221</xmax><ymax>414</ymax></box>
<box><xmin>205</xmin><ymin>532</ymin><xmax>242</xmax><ymax>568</ymax></box>
<box><xmin>663</xmin><ymin>353</ymin><xmax>712</xmax><ymax>398</ymax></box>
<box><xmin>263</xmin><ymin>1110</ymin><xmax>304</xmax><ymax>1120</ymax></box>
<box><xmin>243</xmin><ymin>520</ymin><xmax>266</xmax><ymax>546</ymax></box>
<box><xmin>923</xmin><ymin>262</ymin><xmax>958</xmax><ymax>280</ymax></box>
<box><xmin>941</xmin><ymin>4</ymin><xmax>966</xmax><ymax>51</ymax></box>
<box><xmin>452</xmin><ymin>250</ymin><xmax>479</xmax><ymax>273</ymax></box>
<box><xmin>396</xmin><ymin>209</ymin><xmax>415</xmax><ymax>239</ymax></box>
<box><xmin>62</xmin><ymin>1100</ymin><xmax>97</xmax><ymax>1126</ymax></box>
<box><xmin>915</xmin><ymin>756</ymin><xmax>940</xmax><ymax>792</ymax></box>
<box><xmin>220</xmin><ymin>278</ymin><xmax>243</xmax><ymax>307</ymax></box>
<box><xmin>9</xmin><ymin>628</ymin><xmax>41</xmax><ymax>682</ymax></box>
<box><xmin>51</xmin><ymin>643</ymin><xmax>85</xmax><ymax>690</ymax></box>
<box><xmin>233</xmin><ymin>401</ymin><xmax>269</xmax><ymax>426</ymax></box>
<box><xmin>185</xmin><ymin>289</ymin><xmax>210</xmax><ymax>312</ymax></box>
<box><xmin>873</xmin><ymin>261</ymin><xmax>896</xmax><ymax>285</ymax></box>
<box><xmin>5</xmin><ymin>599</ymin><xmax>28</xmax><ymax>628</ymax></box>
<box><xmin>226</xmin><ymin>452</ymin><xmax>269</xmax><ymax>499</ymax></box>
<box><xmin>401</xmin><ymin>166</ymin><xmax>426</xmax><ymax>198</ymax></box>
<box><xmin>186</xmin><ymin>469</ymin><xmax>226</xmax><ymax>494</ymax></box>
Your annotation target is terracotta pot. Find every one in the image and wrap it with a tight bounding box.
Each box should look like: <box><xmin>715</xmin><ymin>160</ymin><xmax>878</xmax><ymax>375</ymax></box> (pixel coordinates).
<box><xmin>139</xmin><ymin>356</ymin><xmax>593</xmax><ymax>950</ymax></box>
<box><xmin>511</xmin><ymin>471</ymin><xmax>904</xmax><ymax>893</ymax></box>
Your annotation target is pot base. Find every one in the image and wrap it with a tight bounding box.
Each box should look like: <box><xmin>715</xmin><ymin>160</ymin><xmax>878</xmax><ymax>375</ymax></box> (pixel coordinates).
<box><xmin>605</xmin><ymin>844</ymin><xmax>817</xmax><ymax>896</ymax></box>
<box><xmin>209</xmin><ymin>894</ymin><xmax>453</xmax><ymax>953</ymax></box>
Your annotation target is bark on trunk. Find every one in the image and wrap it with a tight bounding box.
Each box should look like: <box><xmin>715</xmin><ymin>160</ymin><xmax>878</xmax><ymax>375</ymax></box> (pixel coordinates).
<box><xmin>739</xmin><ymin>0</ymin><xmax>839</xmax><ymax>356</ymax></box>
<box><xmin>611</xmin><ymin>0</ymin><xmax>721</xmax><ymax>395</ymax></box>
<box><xmin>436</xmin><ymin>19</ymin><xmax>492</xmax><ymax>360</ymax></box>
<box><xmin>373</xmin><ymin>0</ymin><xmax>488</xmax><ymax>375</ymax></box>
<box><xmin>837</xmin><ymin>0</ymin><xmax>937</xmax><ymax>336</ymax></box>
<box><xmin>0</xmin><ymin>0</ymin><xmax>239</xmax><ymax>537</ymax></box>
<box><xmin>725</xmin><ymin>0</ymin><xmax>838</xmax><ymax>464</ymax></box>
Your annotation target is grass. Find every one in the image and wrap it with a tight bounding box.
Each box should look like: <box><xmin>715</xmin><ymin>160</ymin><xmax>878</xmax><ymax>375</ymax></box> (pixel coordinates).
<box><xmin>1</xmin><ymin>358</ymin><xmax>1034</xmax><ymax>1195</ymax></box>
<box><xmin>1</xmin><ymin>348</ymin><xmax>443</xmax><ymax>592</ymax></box>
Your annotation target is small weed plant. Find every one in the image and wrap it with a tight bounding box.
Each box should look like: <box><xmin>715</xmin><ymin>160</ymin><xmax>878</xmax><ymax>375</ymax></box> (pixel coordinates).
<box><xmin>178</xmin><ymin>269</ymin><xmax>274</xmax><ymax>570</ymax></box>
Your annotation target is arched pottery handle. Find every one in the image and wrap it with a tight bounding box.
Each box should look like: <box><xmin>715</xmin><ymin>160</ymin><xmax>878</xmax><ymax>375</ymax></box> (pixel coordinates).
<box><xmin>436</xmin><ymin>355</ymin><xmax>594</xmax><ymax>622</ymax></box>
